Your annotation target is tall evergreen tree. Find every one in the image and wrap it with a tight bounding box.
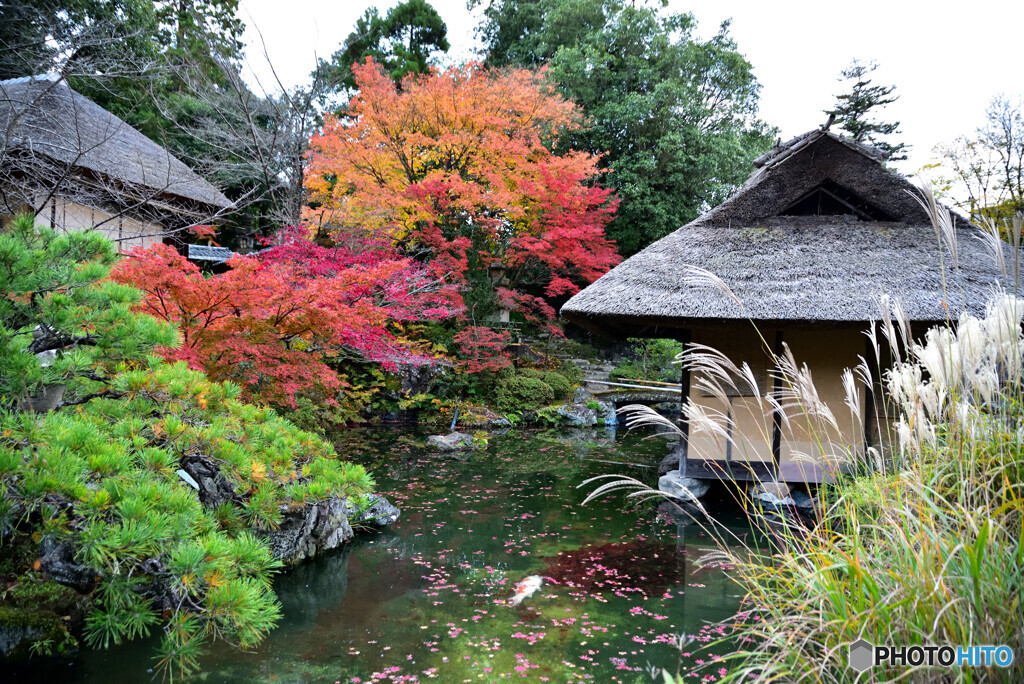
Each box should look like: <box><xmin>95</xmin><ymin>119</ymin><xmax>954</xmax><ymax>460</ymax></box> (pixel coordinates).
<box><xmin>827</xmin><ymin>59</ymin><xmax>907</xmax><ymax>161</ymax></box>
<box><xmin>320</xmin><ymin>0</ymin><xmax>449</xmax><ymax>94</ymax></box>
<box><xmin>0</xmin><ymin>0</ymin><xmax>159</xmax><ymax>81</ymax></box>
<box><xmin>473</xmin><ymin>0</ymin><xmax>775</xmax><ymax>256</ymax></box>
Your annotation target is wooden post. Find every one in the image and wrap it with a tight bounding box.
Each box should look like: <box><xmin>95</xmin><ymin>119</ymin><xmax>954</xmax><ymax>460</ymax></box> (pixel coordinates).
<box><xmin>770</xmin><ymin>329</ymin><xmax>784</xmax><ymax>473</ymax></box>
<box><xmin>677</xmin><ymin>329</ymin><xmax>691</xmax><ymax>476</ymax></box>
<box><xmin>863</xmin><ymin>335</ymin><xmax>877</xmax><ymax>455</ymax></box>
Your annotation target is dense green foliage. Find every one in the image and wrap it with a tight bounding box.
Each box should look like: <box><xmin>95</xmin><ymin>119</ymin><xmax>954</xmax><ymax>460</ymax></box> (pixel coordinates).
<box><xmin>0</xmin><ymin>217</ymin><xmax>375</xmax><ymax>675</ymax></box>
<box><xmin>0</xmin><ymin>215</ymin><xmax>175</xmax><ymax>408</ymax></box>
<box><xmin>0</xmin><ymin>0</ymin><xmax>159</xmax><ymax>81</ymax></box>
<box><xmin>320</xmin><ymin>0</ymin><xmax>450</xmax><ymax>93</ymax></box>
<box><xmin>609</xmin><ymin>338</ymin><xmax>683</xmax><ymax>384</ymax></box>
<box><xmin>827</xmin><ymin>59</ymin><xmax>907</xmax><ymax>161</ymax></box>
<box><xmin>493</xmin><ymin>376</ymin><xmax>555</xmax><ymax>414</ymax></box>
<box><xmin>474</xmin><ymin>0</ymin><xmax>776</xmax><ymax>255</ymax></box>
<box><xmin>490</xmin><ymin>367</ymin><xmax>579</xmax><ymax>414</ymax></box>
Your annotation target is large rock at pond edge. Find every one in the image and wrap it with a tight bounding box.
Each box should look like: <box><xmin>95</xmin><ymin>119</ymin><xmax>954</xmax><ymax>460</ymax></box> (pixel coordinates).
<box><xmin>355</xmin><ymin>494</ymin><xmax>401</xmax><ymax>526</ymax></box>
<box><xmin>178</xmin><ymin>450</ymin><xmax>403</xmax><ymax>565</ymax></box>
<box><xmin>791</xmin><ymin>490</ymin><xmax>821</xmax><ymax>515</ymax></box>
<box><xmin>748</xmin><ymin>481</ymin><xmax>796</xmax><ymax>509</ymax></box>
<box><xmin>572</xmin><ymin>386</ymin><xmax>594</xmax><ymax>403</ymax></box>
<box><xmin>265</xmin><ymin>493</ymin><xmax>400</xmax><ymax>565</ymax></box>
<box><xmin>596</xmin><ymin>401</ymin><xmax>617</xmax><ymax>426</ymax></box>
<box><xmin>266</xmin><ymin>497</ymin><xmax>354</xmax><ymax>565</ymax></box>
<box><xmin>557</xmin><ymin>403</ymin><xmax>598</xmax><ymax>426</ymax></box>
<box><xmin>427</xmin><ymin>432</ymin><xmax>474</xmax><ymax>451</ymax></box>
<box><xmin>658</xmin><ymin>472</ymin><xmax>710</xmax><ymax>502</ymax></box>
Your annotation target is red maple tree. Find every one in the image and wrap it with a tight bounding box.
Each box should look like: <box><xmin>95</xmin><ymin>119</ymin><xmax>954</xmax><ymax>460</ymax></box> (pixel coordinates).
<box><xmin>111</xmin><ymin>230</ymin><xmax>454</xmax><ymax>407</ymax></box>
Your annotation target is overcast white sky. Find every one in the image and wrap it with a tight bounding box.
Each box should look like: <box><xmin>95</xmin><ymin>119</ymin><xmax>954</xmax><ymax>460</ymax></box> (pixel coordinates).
<box><xmin>238</xmin><ymin>0</ymin><xmax>1024</xmax><ymax>176</ymax></box>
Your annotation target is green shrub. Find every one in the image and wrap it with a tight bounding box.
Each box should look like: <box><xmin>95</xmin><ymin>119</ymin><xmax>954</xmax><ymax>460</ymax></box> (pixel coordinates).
<box><xmin>559</xmin><ymin>360</ymin><xmax>585</xmax><ymax>386</ymax></box>
<box><xmin>540</xmin><ymin>371</ymin><xmax>573</xmax><ymax>400</ymax></box>
<box><xmin>493</xmin><ymin>376</ymin><xmax>555</xmax><ymax>413</ymax></box>
<box><xmin>518</xmin><ymin>368</ymin><xmax>574</xmax><ymax>401</ymax></box>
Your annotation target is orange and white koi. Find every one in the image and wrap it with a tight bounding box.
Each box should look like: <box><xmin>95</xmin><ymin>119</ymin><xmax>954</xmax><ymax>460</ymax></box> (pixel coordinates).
<box><xmin>509</xmin><ymin>575</ymin><xmax>544</xmax><ymax>606</ymax></box>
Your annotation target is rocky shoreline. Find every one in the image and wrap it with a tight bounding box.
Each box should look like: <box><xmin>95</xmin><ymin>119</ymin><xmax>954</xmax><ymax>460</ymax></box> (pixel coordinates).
<box><xmin>0</xmin><ymin>449</ymin><xmax>401</xmax><ymax>663</ymax></box>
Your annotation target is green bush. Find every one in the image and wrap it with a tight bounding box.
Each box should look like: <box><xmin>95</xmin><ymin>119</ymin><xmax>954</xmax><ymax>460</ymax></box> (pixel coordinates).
<box><xmin>610</xmin><ymin>337</ymin><xmax>683</xmax><ymax>383</ymax></box>
<box><xmin>493</xmin><ymin>376</ymin><xmax>555</xmax><ymax>413</ymax></box>
<box><xmin>540</xmin><ymin>371</ymin><xmax>573</xmax><ymax>400</ymax></box>
<box><xmin>559</xmin><ymin>360</ymin><xmax>585</xmax><ymax>386</ymax></box>
<box><xmin>518</xmin><ymin>368</ymin><xmax>574</xmax><ymax>401</ymax></box>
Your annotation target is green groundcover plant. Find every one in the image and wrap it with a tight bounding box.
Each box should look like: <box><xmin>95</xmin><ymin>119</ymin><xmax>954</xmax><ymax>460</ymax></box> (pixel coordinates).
<box><xmin>0</xmin><ymin>216</ymin><xmax>374</xmax><ymax>677</ymax></box>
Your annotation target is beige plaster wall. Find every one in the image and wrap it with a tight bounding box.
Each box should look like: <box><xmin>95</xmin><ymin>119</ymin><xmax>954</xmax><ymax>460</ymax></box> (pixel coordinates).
<box><xmin>688</xmin><ymin>327</ymin><xmax>776</xmax><ymax>465</ymax></box>
<box><xmin>687</xmin><ymin>325</ymin><xmax>867</xmax><ymax>479</ymax></box>
<box><xmin>29</xmin><ymin>198</ymin><xmax>165</xmax><ymax>253</ymax></box>
<box><xmin>779</xmin><ymin>328</ymin><xmax>864</xmax><ymax>479</ymax></box>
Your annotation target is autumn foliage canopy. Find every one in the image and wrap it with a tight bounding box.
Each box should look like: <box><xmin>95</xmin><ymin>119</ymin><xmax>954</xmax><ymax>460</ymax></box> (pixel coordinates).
<box><xmin>304</xmin><ymin>59</ymin><xmax>621</xmax><ymax>327</ymax></box>
<box><xmin>110</xmin><ymin>229</ymin><xmax>454</xmax><ymax>407</ymax></box>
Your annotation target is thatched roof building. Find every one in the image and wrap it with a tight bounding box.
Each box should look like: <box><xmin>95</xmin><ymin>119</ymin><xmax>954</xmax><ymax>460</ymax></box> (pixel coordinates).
<box><xmin>562</xmin><ymin>129</ymin><xmax>1024</xmax><ymax>486</ymax></box>
<box><xmin>563</xmin><ymin>129</ymin><xmax>1017</xmax><ymax>336</ymax></box>
<box><xmin>0</xmin><ymin>74</ymin><xmax>231</xmax><ymax>250</ymax></box>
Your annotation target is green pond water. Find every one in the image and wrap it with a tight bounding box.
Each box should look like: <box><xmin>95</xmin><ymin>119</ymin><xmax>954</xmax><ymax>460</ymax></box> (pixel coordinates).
<box><xmin>10</xmin><ymin>426</ymin><xmax>757</xmax><ymax>683</ymax></box>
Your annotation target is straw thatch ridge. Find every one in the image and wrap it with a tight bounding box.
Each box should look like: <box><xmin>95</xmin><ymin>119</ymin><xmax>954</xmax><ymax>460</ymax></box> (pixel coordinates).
<box><xmin>562</xmin><ymin>130</ymin><xmax>1023</xmax><ymax>337</ymax></box>
<box><xmin>697</xmin><ymin>131</ymin><xmax>928</xmax><ymax>227</ymax></box>
<box><xmin>0</xmin><ymin>75</ymin><xmax>231</xmax><ymax>211</ymax></box>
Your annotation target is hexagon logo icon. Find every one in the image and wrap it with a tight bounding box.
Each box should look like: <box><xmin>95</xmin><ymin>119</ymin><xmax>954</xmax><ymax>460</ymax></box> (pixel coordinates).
<box><xmin>848</xmin><ymin>639</ymin><xmax>874</xmax><ymax>672</ymax></box>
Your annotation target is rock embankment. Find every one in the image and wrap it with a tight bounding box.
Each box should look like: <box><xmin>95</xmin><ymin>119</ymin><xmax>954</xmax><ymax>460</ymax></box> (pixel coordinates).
<box><xmin>1</xmin><ymin>453</ymin><xmax>400</xmax><ymax>662</ymax></box>
<box><xmin>179</xmin><ymin>452</ymin><xmax>400</xmax><ymax>565</ymax></box>
<box><xmin>267</xmin><ymin>494</ymin><xmax>400</xmax><ymax>565</ymax></box>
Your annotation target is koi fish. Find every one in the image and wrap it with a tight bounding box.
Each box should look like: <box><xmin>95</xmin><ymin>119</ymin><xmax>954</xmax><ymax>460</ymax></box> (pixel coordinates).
<box><xmin>509</xmin><ymin>575</ymin><xmax>544</xmax><ymax>606</ymax></box>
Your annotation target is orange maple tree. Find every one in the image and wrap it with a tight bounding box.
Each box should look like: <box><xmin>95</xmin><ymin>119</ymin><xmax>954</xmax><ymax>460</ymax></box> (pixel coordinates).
<box><xmin>304</xmin><ymin>59</ymin><xmax>620</xmax><ymax>329</ymax></box>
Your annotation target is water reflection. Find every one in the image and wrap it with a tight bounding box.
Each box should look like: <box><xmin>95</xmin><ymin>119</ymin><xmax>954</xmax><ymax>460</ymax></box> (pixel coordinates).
<box><xmin>9</xmin><ymin>427</ymin><xmax>751</xmax><ymax>683</ymax></box>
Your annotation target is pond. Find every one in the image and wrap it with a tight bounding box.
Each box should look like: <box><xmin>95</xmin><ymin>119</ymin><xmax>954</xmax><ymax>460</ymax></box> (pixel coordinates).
<box><xmin>10</xmin><ymin>426</ymin><xmax>756</xmax><ymax>683</ymax></box>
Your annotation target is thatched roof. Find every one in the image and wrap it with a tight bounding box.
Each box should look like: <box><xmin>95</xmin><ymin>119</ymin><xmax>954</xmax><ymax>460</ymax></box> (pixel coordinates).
<box><xmin>0</xmin><ymin>75</ymin><xmax>231</xmax><ymax>212</ymax></box>
<box><xmin>562</xmin><ymin>130</ymin><xmax>1022</xmax><ymax>337</ymax></box>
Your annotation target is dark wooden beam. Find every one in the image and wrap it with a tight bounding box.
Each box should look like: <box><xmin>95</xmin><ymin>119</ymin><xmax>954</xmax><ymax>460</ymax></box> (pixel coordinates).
<box><xmin>771</xmin><ymin>329</ymin><xmax>784</xmax><ymax>469</ymax></box>
<box><xmin>863</xmin><ymin>335</ymin><xmax>877</xmax><ymax>454</ymax></box>
<box><xmin>677</xmin><ymin>328</ymin><xmax>692</xmax><ymax>475</ymax></box>
<box><xmin>681</xmin><ymin>457</ymin><xmax>829</xmax><ymax>484</ymax></box>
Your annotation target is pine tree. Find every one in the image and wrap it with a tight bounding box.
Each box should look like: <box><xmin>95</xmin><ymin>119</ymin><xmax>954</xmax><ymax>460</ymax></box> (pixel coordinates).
<box><xmin>827</xmin><ymin>59</ymin><xmax>908</xmax><ymax>162</ymax></box>
<box><xmin>319</xmin><ymin>0</ymin><xmax>449</xmax><ymax>94</ymax></box>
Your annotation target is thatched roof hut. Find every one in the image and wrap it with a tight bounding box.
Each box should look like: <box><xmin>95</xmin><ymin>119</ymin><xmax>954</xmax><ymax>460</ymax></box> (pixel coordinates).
<box><xmin>0</xmin><ymin>74</ymin><xmax>231</xmax><ymax>249</ymax></box>
<box><xmin>563</xmin><ymin>129</ymin><xmax>1019</xmax><ymax>337</ymax></box>
<box><xmin>562</xmin><ymin>129</ymin><xmax>1024</xmax><ymax>486</ymax></box>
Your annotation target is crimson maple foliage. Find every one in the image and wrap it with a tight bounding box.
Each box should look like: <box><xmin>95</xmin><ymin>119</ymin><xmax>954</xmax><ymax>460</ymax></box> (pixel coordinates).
<box><xmin>452</xmin><ymin>326</ymin><xmax>513</xmax><ymax>374</ymax></box>
<box><xmin>305</xmin><ymin>59</ymin><xmax>621</xmax><ymax>330</ymax></box>
<box><xmin>110</xmin><ymin>230</ymin><xmax>454</xmax><ymax>407</ymax></box>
